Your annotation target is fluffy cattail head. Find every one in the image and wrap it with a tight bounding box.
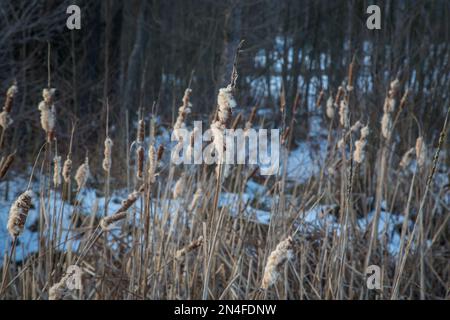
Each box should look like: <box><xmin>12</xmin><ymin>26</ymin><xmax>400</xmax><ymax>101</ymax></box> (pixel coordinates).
<box><xmin>381</xmin><ymin>112</ymin><xmax>392</xmax><ymax>139</ymax></box>
<box><xmin>43</xmin><ymin>88</ymin><xmax>56</xmax><ymax>105</ymax></box>
<box><xmin>147</xmin><ymin>144</ymin><xmax>157</xmax><ymax>184</ymax></box>
<box><xmin>326</xmin><ymin>96</ymin><xmax>335</xmax><ymax>119</ymax></box>
<box><xmin>53</xmin><ymin>155</ymin><xmax>62</xmax><ymax>187</ymax></box>
<box><xmin>62</xmin><ymin>158</ymin><xmax>72</xmax><ymax>183</ymax></box>
<box><xmin>0</xmin><ymin>111</ymin><xmax>13</xmax><ymax>129</ymax></box>
<box><xmin>102</xmin><ymin>137</ymin><xmax>113</xmax><ymax>172</ymax></box>
<box><xmin>339</xmin><ymin>99</ymin><xmax>349</xmax><ymax>128</ymax></box>
<box><xmin>4</xmin><ymin>84</ymin><xmax>18</xmax><ymax>113</ymax></box>
<box><xmin>173</xmin><ymin>174</ymin><xmax>185</xmax><ymax>199</ymax></box>
<box><xmin>7</xmin><ymin>190</ymin><xmax>34</xmax><ymax>238</ymax></box>
<box><xmin>415</xmin><ymin>136</ymin><xmax>427</xmax><ymax>168</ymax></box>
<box><xmin>217</xmin><ymin>85</ymin><xmax>236</xmax><ymax>125</ymax></box>
<box><xmin>354</xmin><ymin>125</ymin><xmax>369</xmax><ymax>164</ymax></box>
<box><xmin>174</xmin><ymin>88</ymin><xmax>192</xmax><ymax>131</ymax></box>
<box><xmin>38</xmin><ymin>88</ymin><xmax>57</xmax><ymax>142</ymax></box>
<box><xmin>75</xmin><ymin>157</ymin><xmax>89</xmax><ymax>191</ymax></box>
<box><xmin>261</xmin><ymin>236</ymin><xmax>294</xmax><ymax>290</ymax></box>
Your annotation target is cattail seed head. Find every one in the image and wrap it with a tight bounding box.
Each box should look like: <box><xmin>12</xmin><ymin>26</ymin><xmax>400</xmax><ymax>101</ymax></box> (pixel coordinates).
<box><xmin>102</xmin><ymin>137</ymin><xmax>113</xmax><ymax>172</ymax></box>
<box><xmin>354</xmin><ymin>125</ymin><xmax>369</xmax><ymax>164</ymax></box>
<box><xmin>136</xmin><ymin>146</ymin><xmax>145</xmax><ymax>180</ymax></box>
<box><xmin>75</xmin><ymin>157</ymin><xmax>89</xmax><ymax>191</ymax></box>
<box><xmin>53</xmin><ymin>155</ymin><xmax>62</xmax><ymax>187</ymax></box>
<box><xmin>217</xmin><ymin>85</ymin><xmax>236</xmax><ymax>124</ymax></box>
<box><xmin>415</xmin><ymin>136</ymin><xmax>427</xmax><ymax>168</ymax></box>
<box><xmin>175</xmin><ymin>236</ymin><xmax>204</xmax><ymax>261</ymax></box>
<box><xmin>7</xmin><ymin>190</ymin><xmax>34</xmax><ymax>238</ymax></box>
<box><xmin>334</xmin><ymin>86</ymin><xmax>344</xmax><ymax>106</ymax></box>
<box><xmin>38</xmin><ymin>88</ymin><xmax>57</xmax><ymax>142</ymax></box>
<box><xmin>326</xmin><ymin>96</ymin><xmax>334</xmax><ymax>119</ymax></box>
<box><xmin>261</xmin><ymin>236</ymin><xmax>294</xmax><ymax>289</ymax></box>
<box><xmin>62</xmin><ymin>158</ymin><xmax>72</xmax><ymax>183</ymax></box>
<box><xmin>339</xmin><ymin>99</ymin><xmax>349</xmax><ymax>128</ymax></box>
<box><xmin>173</xmin><ymin>174</ymin><xmax>185</xmax><ymax>199</ymax></box>
<box><xmin>148</xmin><ymin>144</ymin><xmax>157</xmax><ymax>184</ymax></box>
<box><xmin>381</xmin><ymin>112</ymin><xmax>392</xmax><ymax>139</ymax></box>
<box><xmin>100</xmin><ymin>211</ymin><xmax>127</xmax><ymax>231</ymax></box>
<box><xmin>157</xmin><ymin>145</ymin><xmax>165</xmax><ymax>162</ymax></box>
<box><xmin>174</xmin><ymin>88</ymin><xmax>192</xmax><ymax>131</ymax></box>
<box><xmin>137</xmin><ymin>119</ymin><xmax>145</xmax><ymax>144</ymax></box>
<box><xmin>0</xmin><ymin>111</ymin><xmax>13</xmax><ymax>129</ymax></box>
<box><xmin>4</xmin><ymin>84</ymin><xmax>18</xmax><ymax>113</ymax></box>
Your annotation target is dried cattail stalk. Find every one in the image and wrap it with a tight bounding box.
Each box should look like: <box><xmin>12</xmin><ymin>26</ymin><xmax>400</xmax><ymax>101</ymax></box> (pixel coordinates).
<box><xmin>173</xmin><ymin>174</ymin><xmax>185</xmax><ymax>199</ymax></box>
<box><xmin>75</xmin><ymin>157</ymin><xmax>89</xmax><ymax>191</ymax></box>
<box><xmin>62</xmin><ymin>158</ymin><xmax>72</xmax><ymax>183</ymax></box>
<box><xmin>189</xmin><ymin>186</ymin><xmax>203</xmax><ymax>211</ymax></box>
<box><xmin>281</xmin><ymin>127</ymin><xmax>290</xmax><ymax>145</ymax></box>
<box><xmin>100</xmin><ymin>211</ymin><xmax>127</xmax><ymax>231</ymax></box>
<box><xmin>279</xmin><ymin>85</ymin><xmax>286</xmax><ymax>114</ymax></box>
<box><xmin>136</xmin><ymin>146</ymin><xmax>145</xmax><ymax>180</ymax></box>
<box><xmin>326</xmin><ymin>96</ymin><xmax>335</xmax><ymax>119</ymax></box>
<box><xmin>261</xmin><ymin>236</ymin><xmax>294</xmax><ymax>289</ymax></box>
<box><xmin>231</xmin><ymin>112</ymin><xmax>242</xmax><ymax>130</ymax></box>
<box><xmin>415</xmin><ymin>136</ymin><xmax>427</xmax><ymax>168</ymax></box>
<box><xmin>0</xmin><ymin>152</ymin><xmax>15</xmax><ymax>180</ymax></box>
<box><xmin>38</xmin><ymin>88</ymin><xmax>56</xmax><ymax>142</ymax></box>
<box><xmin>53</xmin><ymin>155</ymin><xmax>62</xmax><ymax>187</ymax></box>
<box><xmin>102</xmin><ymin>137</ymin><xmax>113</xmax><ymax>172</ymax></box>
<box><xmin>175</xmin><ymin>236</ymin><xmax>204</xmax><ymax>261</ymax></box>
<box><xmin>247</xmin><ymin>106</ymin><xmax>257</xmax><ymax>127</ymax></box>
<box><xmin>7</xmin><ymin>190</ymin><xmax>33</xmax><ymax>238</ymax></box>
<box><xmin>339</xmin><ymin>99</ymin><xmax>349</xmax><ymax>128</ymax></box>
<box><xmin>354</xmin><ymin>125</ymin><xmax>369</xmax><ymax>163</ymax></box>
<box><xmin>316</xmin><ymin>89</ymin><xmax>324</xmax><ymax>108</ymax></box>
<box><xmin>399</xmin><ymin>147</ymin><xmax>415</xmax><ymax>169</ymax></box>
<box><xmin>399</xmin><ymin>89</ymin><xmax>409</xmax><ymax>110</ymax></box>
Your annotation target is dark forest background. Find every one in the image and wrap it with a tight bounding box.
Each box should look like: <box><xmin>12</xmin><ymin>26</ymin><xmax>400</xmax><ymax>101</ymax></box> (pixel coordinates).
<box><xmin>0</xmin><ymin>0</ymin><xmax>449</xmax><ymax>181</ymax></box>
